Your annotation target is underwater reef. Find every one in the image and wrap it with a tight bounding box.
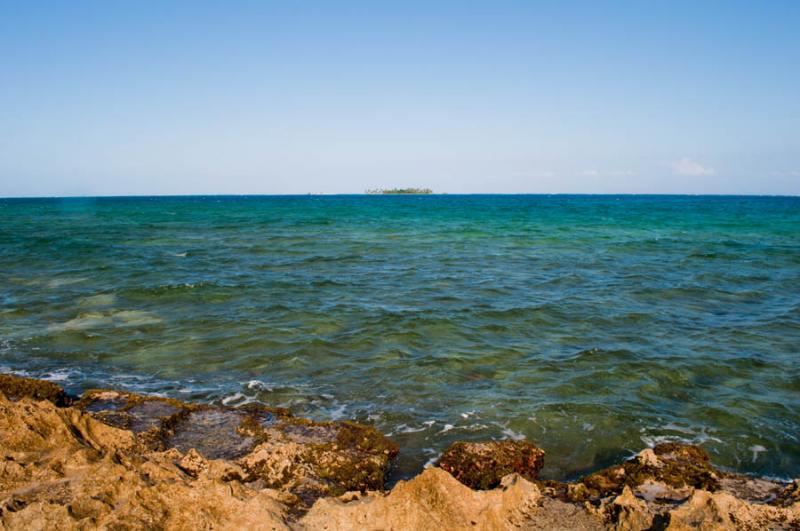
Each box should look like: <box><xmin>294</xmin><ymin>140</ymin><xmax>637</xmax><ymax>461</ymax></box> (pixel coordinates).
<box><xmin>1</xmin><ymin>373</ymin><xmax>798</xmax><ymax>530</ymax></box>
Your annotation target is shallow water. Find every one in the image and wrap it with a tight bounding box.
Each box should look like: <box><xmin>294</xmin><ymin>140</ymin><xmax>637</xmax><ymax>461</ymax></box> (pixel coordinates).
<box><xmin>1</xmin><ymin>195</ymin><xmax>799</xmax><ymax>481</ymax></box>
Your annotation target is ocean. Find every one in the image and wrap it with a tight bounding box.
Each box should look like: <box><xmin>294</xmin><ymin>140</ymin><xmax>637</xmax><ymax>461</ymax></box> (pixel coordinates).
<box><xmin>1</xmin><ymin>195</ymin><xmax>798</xmax><ymax>481</ymax></box>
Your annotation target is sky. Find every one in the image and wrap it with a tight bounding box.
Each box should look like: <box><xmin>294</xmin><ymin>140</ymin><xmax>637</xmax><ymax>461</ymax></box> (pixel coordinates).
<box><xmin>1</xmin><ymin>1</ymin><xmax>798</xmax><ymax>196</ymax></box>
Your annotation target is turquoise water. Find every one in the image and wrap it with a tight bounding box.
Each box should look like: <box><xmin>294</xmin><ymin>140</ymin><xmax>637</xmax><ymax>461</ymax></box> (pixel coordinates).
<box><xmin>1</xmin><ymin>195</ymin><xmax>799</xmax><ymax>481</ymax></box>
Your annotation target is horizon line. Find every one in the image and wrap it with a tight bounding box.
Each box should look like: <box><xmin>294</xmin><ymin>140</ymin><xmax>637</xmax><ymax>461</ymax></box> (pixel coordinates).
<box><xmin>2</xmin><ymin>192</ymin><xmax>800</xmax><ymax>200</ymax></box>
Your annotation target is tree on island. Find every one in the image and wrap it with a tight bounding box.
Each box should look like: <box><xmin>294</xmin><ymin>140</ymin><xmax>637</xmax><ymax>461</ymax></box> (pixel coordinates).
<box><xmin>365</xmin><ymin>188</ymin><xmax>433</xmax><ymax>194</ymax></box>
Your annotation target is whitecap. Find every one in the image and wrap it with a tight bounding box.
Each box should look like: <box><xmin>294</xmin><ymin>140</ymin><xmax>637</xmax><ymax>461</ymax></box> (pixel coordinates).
<box><xmin>438</xmin><ymin>424</ymin><xmax>454</xmax><ymax>434</ymax></box>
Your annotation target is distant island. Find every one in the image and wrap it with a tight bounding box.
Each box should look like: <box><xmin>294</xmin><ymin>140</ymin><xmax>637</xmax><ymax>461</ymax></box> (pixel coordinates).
<box><xmin>365</xmin><ymin>188</ymin><xmax>433</xmax><ymax>194</ymax></box>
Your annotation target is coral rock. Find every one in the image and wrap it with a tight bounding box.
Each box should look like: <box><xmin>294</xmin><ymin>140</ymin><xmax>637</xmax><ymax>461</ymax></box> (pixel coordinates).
<box><xmin>437</xmin><ymin>440</ymin><xmax>545</xmax><ymax>489</ymax></box>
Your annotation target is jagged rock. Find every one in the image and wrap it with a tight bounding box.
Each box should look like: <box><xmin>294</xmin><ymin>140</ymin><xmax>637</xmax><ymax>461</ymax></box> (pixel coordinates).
<box><xmin>0</xmin><ymin>391</ymin><xmax>289</xmax><ymax>529</ymax></box>
<box><xmin>0</xmin><ymin>373</ymin><xmax>72</xmax><ymax>406</ymax></box>
<box><xmin>574</xmin><ymin>443</ymin><xmax>720</xmax><ymax>501</ymax></box>
<box><xmin>300</xmin><ymin>467</ymin><xmax>544</xmax><ymax>530</ymax></box>
<box><xmin>437</xmin><ymin>440</ymin><xmax>545</xmax><ymax>489</ymax></box>
<box><xmin>75</xmin><ymin>385</ymin><xmax>398</xmax><ymax>504</ymax></box>
<box><xmin>665</xmin><ymin>489</ymin><xmax>800</xmax><ymax>530</ymax></box>
<box><xmin>2</xmin><ymin>374</ymin><xmax>799</xmax><ymax>530</ymax></box>
<box><xmin>774</xmin><ymin>479</ymin><xmax>800</xmax><ymax>507</ymax></box>
<box><xmin>604</xmin><ymin>486</ymin><xmax>653</xmax><ymax>530</ymax></box>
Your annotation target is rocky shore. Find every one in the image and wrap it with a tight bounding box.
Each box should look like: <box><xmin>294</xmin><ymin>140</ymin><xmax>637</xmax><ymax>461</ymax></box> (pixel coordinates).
<box><xmin>1</xmin><ymin>373</ymin><xmax>798</xmax><ymax>530</ymax></box>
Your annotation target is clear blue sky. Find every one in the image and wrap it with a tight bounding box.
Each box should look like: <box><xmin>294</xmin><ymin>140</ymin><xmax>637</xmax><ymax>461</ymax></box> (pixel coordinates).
<box><xmin>1</xmin><ymin>1</ymin><xmax>798</xmax><ymax>196</ymax></box>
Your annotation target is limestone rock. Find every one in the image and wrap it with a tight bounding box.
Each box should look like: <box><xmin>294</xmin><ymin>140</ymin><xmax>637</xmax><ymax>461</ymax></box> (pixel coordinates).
<box><xmin>300</xmin><ymin>467</ymin><xmax>542</xmax><ymax>530</ymax></box>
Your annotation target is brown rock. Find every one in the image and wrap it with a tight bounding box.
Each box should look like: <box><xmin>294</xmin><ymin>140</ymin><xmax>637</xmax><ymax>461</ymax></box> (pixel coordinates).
<box><xmin>2</xmin><ymin>375</ymin><xmax>799</xmax><ymax>530</ymax></box>
<box><xmin>0</xmin><ymin>373</ymin><xmax>72</xmax><ymax>406</ymax></box>
<box><xmin>605</xmin><ymin>486</ymin><xmax>653</xmax><ymax>530</ymax></box>
<box><xmin>575</xmin><ymin>443</ymin><xmax>720</xmax><ymax>501</ymax></box>
<box><xmin>774</xmin><ymin>479</ymin><xmax>800</xmax><ymax>507</ymax></box>
<box><xmin>437</xmin><ymin>440</ymin><xmax>545</xmax><ymax>489</ymax></box>
<box><xmin>75</xmin><ymin>387</ymin><xmax>398</xmax><ymax>504</ymax></box>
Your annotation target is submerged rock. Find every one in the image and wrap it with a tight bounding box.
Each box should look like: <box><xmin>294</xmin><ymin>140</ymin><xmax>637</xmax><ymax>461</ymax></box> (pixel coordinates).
<box><xmin>437</xmin><ymin>440</ymin><xmax>545</xmax><ymax>489</ymax></box>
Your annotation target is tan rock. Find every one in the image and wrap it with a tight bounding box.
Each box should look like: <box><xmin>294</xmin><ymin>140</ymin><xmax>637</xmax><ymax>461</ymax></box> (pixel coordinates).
<box><xmin>666</xmin><ymin>489</ymin><xmax>800</xmax><ymax>530</ymax></box>
<box><xmin>300</xmin><ymin>467</ymin><xmax>541</xmax><ymax>530</ymax></box>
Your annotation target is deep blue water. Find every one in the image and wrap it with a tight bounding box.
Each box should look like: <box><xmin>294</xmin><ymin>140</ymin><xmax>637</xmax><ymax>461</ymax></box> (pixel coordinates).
<box><xmin>1</xmin><ymin>195</ymin><xmax>799</xmax><ymax>480</ymax></box>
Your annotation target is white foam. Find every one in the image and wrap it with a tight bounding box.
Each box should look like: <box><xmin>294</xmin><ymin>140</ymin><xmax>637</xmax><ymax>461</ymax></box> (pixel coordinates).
<box><xmin>329</xmin><ymin>404</ymin><xmax>347</xmax><ymax>420</ymax></box>
<box><xmin>397</xmin><ymin>424</ymin><xmax>427</xmax><ymax>434</ymax></box>
<box><xmin>423</xmin><ymin>453</ymin><xmax>443</xmax><ymax>469</ymax></box>
<box><xmin>438</xmin><ymin>424</ymin><xmax>454</xmax><ymax>434</ymax></box>
<box><xmin>41</xmin><ymin>369</ymin><xmax>78</xmax><ymax>382</ymax></box>
<box><xmin>222</xmin><ymin>393</ymin><xmax>247</xmax><ymax>406</ymax></box>
<box><xmin>246</xmin><ymin>380</ymin><xmax>273</xmax><ymax>392</ymax></box>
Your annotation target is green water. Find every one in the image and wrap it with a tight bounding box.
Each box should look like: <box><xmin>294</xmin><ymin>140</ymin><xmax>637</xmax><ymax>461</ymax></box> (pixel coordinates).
<box><xmin>1</xmin><ymin>195</ymin><xmax>798</xmax><ymax>481</ymax></box>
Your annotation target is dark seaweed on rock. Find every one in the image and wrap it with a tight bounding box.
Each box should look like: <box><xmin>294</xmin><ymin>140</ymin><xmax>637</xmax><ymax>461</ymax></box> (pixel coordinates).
<box><xmin>437</xmin><ymin>440</ymin><xmax>545</xmax><ymax>490</ymax></box>
<box><xmin>0</xmin><ymin>373</ymin><xmax>73</xmax><ymax>406</ymax></box>
<box><xmin>566</xmin><ymin>443</ymin><xmax>720</xmax><ymax>502</ymax></box>
<box><xmin>2</xmin><ymin>373</ymin><xmax>800</xmax><ymax>529</ymax></box>
<box><xmin>71</xmin><ymin>380</ymin><xmax>398</xmax><ymax>505</ymax></box>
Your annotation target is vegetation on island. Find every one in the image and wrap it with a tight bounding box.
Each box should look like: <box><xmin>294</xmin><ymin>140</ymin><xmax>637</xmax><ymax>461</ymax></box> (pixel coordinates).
<box><xmin>365</xmin><ymin>188</ymin><xmax>433</xmax><ymax>194</ymax></box>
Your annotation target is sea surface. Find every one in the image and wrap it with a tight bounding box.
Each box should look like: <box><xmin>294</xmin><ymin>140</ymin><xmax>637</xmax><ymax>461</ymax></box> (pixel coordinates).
<box><xmin>1</xmin><ymin>195</ymin><xmax>799</xmax><ymax>481</ymax></box>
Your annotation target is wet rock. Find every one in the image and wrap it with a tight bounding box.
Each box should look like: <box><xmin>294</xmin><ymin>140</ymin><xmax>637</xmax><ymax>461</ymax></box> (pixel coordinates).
<box><xmin>75</xmin><ymin>386</ymin><xmax>398</xmax><ymax>505</ymax></box>
<box><xmin>2</xmin><ymin>376</ymin><xmax>800</xmax><ymax>530</ymax></box>
<box><xmin>0</xmin><ymin>373</ymin><xmax>72</xmax><ymax>406</ymax></box>
<box><xmin>719</xmin><ymin>475</ymin><xmax>786</xmax><ymax>504</ymax></box>
<box><xmin>437</xmin><ymin>440</ymin><xmax>545</xmax><ymax>489</ymax></box>
<box><xmin>574</xmin><ymin>443</ymin><xmax>720</xmax><ymax>501</ymax></box>
<box><xmin>774</xmin><ymin>479</ymin><xmax>800</xmax><ymax>507</ymax></box>
<box><xmin>239</xmin><ymin>418</ymin><xmax>399</xmax><ymax>504</ymax></box>
<box><xmin>170</xmin><ymin>409</ymin><xmax>255</xmax><ymax>459</ymax></box>
<box><xmin>75</xmin><ymin>389</ymin><xmax>191</xmax><ymax>450</ymax></box>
